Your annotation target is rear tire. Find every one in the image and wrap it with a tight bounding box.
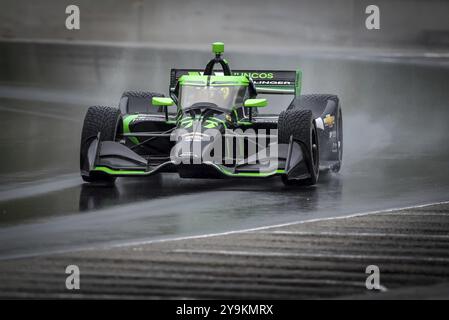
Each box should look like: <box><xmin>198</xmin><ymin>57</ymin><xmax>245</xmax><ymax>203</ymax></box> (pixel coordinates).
<box><xmin>289</xmin><ymin>94</ymin><xmax>343</xmax><ymax>172</ymax></box>
<box><xmin>119</xmin><ymin>91</ymin><xmax>165</xmax><ymax>114</ymax></box>
<box><xmin>288</xmin><ymin>94</ymin><xmax>339</xmax><ymax>117</ymax></box>
<box><xmin>80</xmin><ymin>106</ymin><xmax>122</xmax><ymax>183</ymax></box>
<box><xmin>278</xmin><ymin>109</ymin><xmax>319</xmax><ymax>186</ymax></box>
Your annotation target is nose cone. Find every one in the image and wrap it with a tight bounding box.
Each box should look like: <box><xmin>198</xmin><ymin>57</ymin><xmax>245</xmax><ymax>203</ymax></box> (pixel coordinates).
<box><xmin>173</xmin><ymin>116</ymin><xmax>226</xmax><ymax>164</ymax></box>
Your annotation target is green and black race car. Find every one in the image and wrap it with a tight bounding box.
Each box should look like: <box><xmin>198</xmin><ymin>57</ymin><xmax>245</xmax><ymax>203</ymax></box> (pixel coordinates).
<box><xmin>80</xmin><ymin>42</ymin><xmax>343</xmax><ymax>186</ymax></box>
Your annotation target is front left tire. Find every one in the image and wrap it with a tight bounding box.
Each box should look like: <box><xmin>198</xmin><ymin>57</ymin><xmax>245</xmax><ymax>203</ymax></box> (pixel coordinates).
<box><xmin>278</xmin><ymin>109</ymin><xmax>320</xmax><ymax>186</ymax></box>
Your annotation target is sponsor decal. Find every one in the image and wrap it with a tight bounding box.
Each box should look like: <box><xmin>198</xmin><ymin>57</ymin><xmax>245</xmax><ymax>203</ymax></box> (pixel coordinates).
<box><xmin>253</xmin><ymin>80</ymin><xmax>293</xmax><ymax>85</ymax></box>
<box><xmin>323</xmin><ymin>114</ymin><xmax>335</xmax><ymax>128</ymax></box>
<box><xmin>233</xmin><ymin>72</ymin><xmax>274</xmax><ymax>79</ymax></box>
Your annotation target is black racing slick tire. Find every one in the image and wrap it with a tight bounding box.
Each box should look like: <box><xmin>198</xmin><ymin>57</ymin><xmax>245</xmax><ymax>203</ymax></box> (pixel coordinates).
<box><xmin>289</xmin><ymin>94</ymin><xmax>343</xmax><ymax>172</ymax></box>
<box><xmin>278</xmin><ymin>109</ymin><xmax>319</xmax><ymax>186</ymax></box>
<box><xmin>80</xmin><ymin>106</ymin><xmax>123</xmax><ymax>183</ymax></box>
<box><xmin>288</xmin><ymin>94</ymin><xmax>338</xmax><ymax>117</ymax></box>
<box><xmin>331</xmin><ymin>107</ymin><xmax>343</xmax><ymax>172</ymax></box>
<box><xmin>119</xmin><ymin>91</ymin><xmax>165</xmax><ymax>114</ymax></box>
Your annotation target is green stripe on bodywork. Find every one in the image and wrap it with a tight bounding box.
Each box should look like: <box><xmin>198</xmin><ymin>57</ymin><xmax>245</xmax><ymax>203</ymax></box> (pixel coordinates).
<box><xmin>233</xmin><ymin>109</ymin><xmax>252</xmax><ymax>126</ymax></box>
<box><xmin>211</xmin><ymin>117</ymin><xmax>227</xmax><ymax>129</ymax></box>
<box><xmin>94</xmin><ymin>165</ymin><xmax>285</xmax><ymax>178</ymax></box>
<box><xmin>204</xmin><ymin>119</ymin><xmax>218</xmax><ymax>129</ymax></box>
<box><xmin>218</xmin><ymin>166</ymin><xmax>285</xmax><ymax>177</ymax></box>
<box><xmin>295</xmin><ymin>69</ymin><xmax>302</xmax><ymax>95</ymax></box>
<box><xmin>179</xmin><ymin>115</ymin><xmax>227</xmax><ymax>129</ymax></box>
<box><xmin>123</xmin><ymin>115</ymin><xmax>139</xmax><ymax>144</ymax></box>
<box><xmin>93</xmin><ymin>166</ymin><xmax>148</xmax><ymax>175</ymax></box>
<box><xmin>237</xmin><ymin>121</ymin><xmax>253</xmax><ymax>125</ymax></box>
<box><xmin>182</xmin><ymin>120</ymin><xmax>194</xmax><ymax>128</ymax></box>
<box><xmin>256</xmin><ymin>87</ymin><xmax>295</xmax><ymax>93</ymax></box>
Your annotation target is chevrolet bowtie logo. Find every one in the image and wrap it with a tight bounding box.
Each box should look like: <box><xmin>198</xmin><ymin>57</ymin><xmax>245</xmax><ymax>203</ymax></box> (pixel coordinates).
<box><xmin>323</xmin><ymin>114</ymin><xmax>335</xmax><ymax>127</ymax></box>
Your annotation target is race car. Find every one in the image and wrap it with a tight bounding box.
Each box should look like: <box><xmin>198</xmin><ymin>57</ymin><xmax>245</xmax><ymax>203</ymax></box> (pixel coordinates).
<box><xmin>80</xmin><ymin>42</ymin><xmax>343</xmax><ymax>186</ymax></box>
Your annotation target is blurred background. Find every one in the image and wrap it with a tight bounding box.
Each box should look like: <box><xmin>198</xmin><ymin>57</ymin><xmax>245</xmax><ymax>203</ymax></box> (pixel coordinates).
<box><xmin>2</xmin><ymin>0</ymin><xmax>449</xmax><ymax>48</ymax></box>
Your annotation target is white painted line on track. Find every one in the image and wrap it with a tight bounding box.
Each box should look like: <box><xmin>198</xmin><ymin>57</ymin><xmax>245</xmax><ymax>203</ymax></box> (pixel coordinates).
<box><xmin>375</xmin><ymin>212</ymin><xmax>449</xmax><ymax>216</ymax></box>
<box><xmin>109</xmin><ymin>200</ymin><xmax>449</xmax><ymax>249</ymax></box>
<box><xmin>258</xmin><ymin>231</ymin><xmax>449</xmax><ymax>240</ymax></box>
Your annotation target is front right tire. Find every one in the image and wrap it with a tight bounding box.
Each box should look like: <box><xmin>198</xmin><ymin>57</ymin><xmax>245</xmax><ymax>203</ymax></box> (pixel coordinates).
<box><xmin>80</xmin><ymin>106</ymin><xmax>122</xmax><ymax>183</ymax></box>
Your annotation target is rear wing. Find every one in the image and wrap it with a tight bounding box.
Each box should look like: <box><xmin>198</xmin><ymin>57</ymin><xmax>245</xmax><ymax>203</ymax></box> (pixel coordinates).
<box><xmin>170</xmin><ymin>69</ymin><xmax>301</xmax><ymax>95</ymax></box>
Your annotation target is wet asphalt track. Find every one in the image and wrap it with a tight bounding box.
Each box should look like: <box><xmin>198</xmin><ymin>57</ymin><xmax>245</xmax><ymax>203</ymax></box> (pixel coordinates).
<box><xmin>0</xmin><ymin>42</ymin><xmax>449</xmax><ymax>261</ymax></box>
<box><xmin>2</xmin><ymin>202</ymin><xmax>449</xmax><ymax>299</ymax></box>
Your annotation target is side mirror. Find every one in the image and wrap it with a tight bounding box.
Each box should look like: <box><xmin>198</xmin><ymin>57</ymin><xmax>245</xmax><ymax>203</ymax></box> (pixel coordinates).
<box><xmin>152</xmin><ymin>97</ymin><xmax>174</xmax><ymax>106</ymax></box>
<box><xmin>244</xmin><ymin>98</ymin><xmax>267</xmax><ymax>108</ymax></box>
<box><xmin>152</xmin><ymin>97</ymin><xmax>174</xmax><ymax>121</ymax></box>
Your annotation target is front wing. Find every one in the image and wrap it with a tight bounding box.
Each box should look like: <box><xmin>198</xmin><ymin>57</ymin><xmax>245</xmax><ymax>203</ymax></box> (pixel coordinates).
<box><xmin>84</xmin><ymin>137</ymin><xmax>314</xmax><ymax>180</ymax></box>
